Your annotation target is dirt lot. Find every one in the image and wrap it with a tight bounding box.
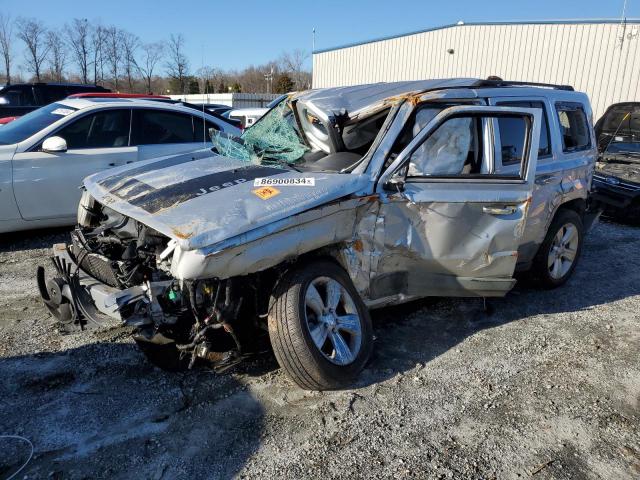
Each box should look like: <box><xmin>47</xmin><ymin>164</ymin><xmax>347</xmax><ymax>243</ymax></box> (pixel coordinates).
<box><xmin>0</xmin><ymin>220</ymin><xmax>639</xmax><ymax>480</ymax></box>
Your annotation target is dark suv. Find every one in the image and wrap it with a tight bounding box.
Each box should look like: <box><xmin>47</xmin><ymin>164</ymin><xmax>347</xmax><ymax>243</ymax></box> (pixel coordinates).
<box><xmin>0</xmin><ymin>83</ymin><xmax>110</xmax><ymax>118</ymax></box>
<box><xmin>591</xmin><ymin>102</ymin><xmax>640</xmax><ymax>221</ymax></box>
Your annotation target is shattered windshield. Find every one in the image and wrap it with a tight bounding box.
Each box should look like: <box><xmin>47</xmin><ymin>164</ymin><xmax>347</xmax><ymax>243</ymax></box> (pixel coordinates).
<box><xmin>211</xmin><ymin>100</ymin><xmax>309</xmax><ymax>166</ymax></box>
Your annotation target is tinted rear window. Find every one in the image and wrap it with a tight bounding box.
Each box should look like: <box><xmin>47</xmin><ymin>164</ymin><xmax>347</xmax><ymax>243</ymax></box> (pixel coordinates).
<box><xmin>556</xmin><ymin>103</ymin><xmax>591</xmax><ymax>152</ymax></box>
<box><xmin>132</xmin><ymin>110</ymin><xmax>195</xmax><ymax>145</ymax></box>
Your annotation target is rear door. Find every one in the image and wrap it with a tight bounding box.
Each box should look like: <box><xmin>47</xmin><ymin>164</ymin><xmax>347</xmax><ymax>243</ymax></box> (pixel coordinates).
<box><xmin>489</xmin><ymin>97</ymin><xmax>560</xmax><ymax>264</ymax></box>
<box><xmin>132</xmin><ymin>109</ymin><xmax>219</xmax><ymax>161</ymax></box>
<box><xmin>12</xmin><ymin>108</ymin><xmax>136</xmax><ymax>220</ymax></box>
<box><xmin>373</xmin><ymin>105</ymin><xmax>540</xmax><ymax>299</ymax></box>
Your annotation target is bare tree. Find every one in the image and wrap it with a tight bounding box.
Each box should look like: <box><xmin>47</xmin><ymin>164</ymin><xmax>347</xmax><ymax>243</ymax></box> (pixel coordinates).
<box><xmin>278</xmin><ymin>49</ymin><xmax>310</xmax><ymax>90</ymax></box>
<box><xmin>137</xmin><ymin>42</ymin><xmax>164</xmax><ymax>93</ymax></box>
<box><xmin>196</xmin><ymin>65</ymin><xmax>224</xmax><ymax>93</ymax></box>
<box><xmin>66</xmin><ymin>18</ymin><xmax>90</xmax><ymax>83</ymax></box>
<box><xmin>165</xmin><ymin>33</ymin><xmax>189</xmax><ymax>93</ymax></box>
<box><xmin>104</xmin><ymin>26</ymin><xmax>121</xmax><ymax>90</ymax></box>
<box><xmin>0</xmin><ymin>14</ymin><xmax>13</xmax><ymax>84</ymax></box>
<box><xmin>16</xmin><ymin>17</ymin><xmax>50</xmax><ymax>81</ymax></box>
<box><xmin>47</xmin><ymin>30</ymin><xmax>66</xmax><ymax>81</ymax></box>
<box><xmin>120</xmin><ymin>31</ymin><xmax>139</xmax><ymax>92</ymax></box>
<box><xmin>90</xmin><ymin>24</ymin><xmax>106</xmax><ymax>85</ymax></box>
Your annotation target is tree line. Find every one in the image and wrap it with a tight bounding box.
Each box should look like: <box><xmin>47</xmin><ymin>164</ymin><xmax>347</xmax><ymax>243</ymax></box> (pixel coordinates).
<box><xmin>0</xmin><ymin>14</ymin><xmax>312</xmax><ymax>95</ymax></box>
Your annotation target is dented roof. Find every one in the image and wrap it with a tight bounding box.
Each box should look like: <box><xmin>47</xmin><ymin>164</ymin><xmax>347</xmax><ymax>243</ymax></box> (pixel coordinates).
<box><xmin>295</xmin><ymin>78</ymin><xmax>480</xmax><ymax>117</ymax></box>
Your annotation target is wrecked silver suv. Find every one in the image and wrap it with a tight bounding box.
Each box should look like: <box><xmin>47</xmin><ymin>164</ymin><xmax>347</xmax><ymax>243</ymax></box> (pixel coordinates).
<box><xmin>39</xmin><ymin>79</ymin><xmax>597</xmax><ymax>390</ymax></box>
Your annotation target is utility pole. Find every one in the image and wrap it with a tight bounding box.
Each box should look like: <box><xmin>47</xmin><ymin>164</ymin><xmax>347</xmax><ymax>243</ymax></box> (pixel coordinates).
<box><xmin>264</xmin><ymin>66</ymin><xmax>273</xmax><ymax>94</ymax></box>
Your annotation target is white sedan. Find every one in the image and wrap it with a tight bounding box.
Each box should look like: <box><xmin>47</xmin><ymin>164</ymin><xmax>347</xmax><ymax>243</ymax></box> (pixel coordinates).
<box><xmin>0</xmin><ymin>98</ymin><xmax>240</xmax><ymax>233</ymax></box>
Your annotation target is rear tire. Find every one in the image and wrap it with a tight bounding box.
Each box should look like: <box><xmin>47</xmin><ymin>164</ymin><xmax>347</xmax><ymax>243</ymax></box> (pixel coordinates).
<box><xmin>531</xmin><ymin>209</ymin><xmax>583</xmax><ymax>288</ymax></box>
<box><xmin>268</xmin><ymin>259</ymin><xmax>373</xmax><ymax>390</ymax></box>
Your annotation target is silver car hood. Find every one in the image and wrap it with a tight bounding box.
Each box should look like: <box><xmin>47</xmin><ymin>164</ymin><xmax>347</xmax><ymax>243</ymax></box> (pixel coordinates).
<box><xmin>83</xmin><ymin>150</ymin><xmax>369</xmax><ymax>251</ymax></box>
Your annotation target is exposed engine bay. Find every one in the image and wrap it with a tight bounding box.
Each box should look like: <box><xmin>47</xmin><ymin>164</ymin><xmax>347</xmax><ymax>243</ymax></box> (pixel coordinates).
<box><xmin>39</xmin><ymin>196</ymin><xmax>271</xmax><ymax>372</ymax></box>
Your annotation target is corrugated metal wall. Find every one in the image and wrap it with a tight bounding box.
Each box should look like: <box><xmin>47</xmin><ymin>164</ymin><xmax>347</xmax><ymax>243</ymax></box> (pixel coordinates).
<box><xmin>312</xmin><ymin>21</ymin><xmax>640</xmax><ymax>118</ymax></box>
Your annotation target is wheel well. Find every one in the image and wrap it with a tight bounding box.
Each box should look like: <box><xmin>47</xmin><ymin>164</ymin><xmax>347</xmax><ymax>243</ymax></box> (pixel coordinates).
<box><xmin>556</xmin><ymin>198</ymin><xmax>586</xmax><ymax>219</ymax></box>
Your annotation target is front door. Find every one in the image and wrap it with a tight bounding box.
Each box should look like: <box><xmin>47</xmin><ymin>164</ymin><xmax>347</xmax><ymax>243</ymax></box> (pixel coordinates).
<box><xmin>12</xmin><ymin>109</ymin><xmax>136</xmax><ymax>220</ymax></box>
<box><xmin>372</xmin><ymin>105</ymin><xmax>541</xmax><ymax>299</ymax></box>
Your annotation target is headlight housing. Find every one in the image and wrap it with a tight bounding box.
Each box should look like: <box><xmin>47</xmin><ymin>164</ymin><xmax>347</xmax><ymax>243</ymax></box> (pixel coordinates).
<box><xmin>77</xmin><ymin>189</ymin><xmax>99</xmax><ymax>227</ymax></box>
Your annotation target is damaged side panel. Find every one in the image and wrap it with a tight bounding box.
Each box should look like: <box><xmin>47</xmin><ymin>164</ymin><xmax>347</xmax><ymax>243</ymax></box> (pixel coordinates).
<box><xmin>371</xmin><ymin>194</ymin><xmax>531</xmax><ymax>298</ymax></box>
<box><xmin>170</xmin><ymin>197</ymin><xmax>375</xmax><ymax>282</ymax></box>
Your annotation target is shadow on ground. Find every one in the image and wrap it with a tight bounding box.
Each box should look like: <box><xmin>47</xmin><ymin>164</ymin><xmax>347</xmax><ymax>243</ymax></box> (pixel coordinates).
<box><xmin>0</xmin><ymin>341</ymin><xmax>267</xmax><ymax>479</ymax></box>
<box><xmin>0</xmin><ymin>221</ymin><xmax>637</xmax><ymax>477</ymax></box>
<box><xmin>357</xmin><ymin>220</ymin><xmax>640</xmax><ymax>387</ymax></box>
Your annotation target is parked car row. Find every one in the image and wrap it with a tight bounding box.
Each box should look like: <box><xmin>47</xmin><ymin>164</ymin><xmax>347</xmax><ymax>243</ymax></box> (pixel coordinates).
<box><xmin>0</xmin><ymin>82</ymin><xmax>110</xmax><ymax>119</ymax></box>
<box><xmin>224</xmin><ymin>94</ymin><xmax>288</xmax><ymax>128</ymax></box>
<box><xmin>0</xmin><ymin>96</ymin><xmax>240</xmax><ymax>233</ymax></box>
<box><xmin>35</xmin><ymin>78</ymin><xmax>607</xmax><ymax>390</ymax></box>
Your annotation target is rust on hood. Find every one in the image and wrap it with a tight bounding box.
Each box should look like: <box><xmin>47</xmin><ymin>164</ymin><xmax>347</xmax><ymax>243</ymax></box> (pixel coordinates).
<box><xmin>171</xmin><ymin>227</ymin><xmax>194</xmax><ymax>240</ymax></box>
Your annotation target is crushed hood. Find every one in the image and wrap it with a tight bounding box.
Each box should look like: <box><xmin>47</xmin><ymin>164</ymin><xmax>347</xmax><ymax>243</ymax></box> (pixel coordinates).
<box><xmin>83</xmin><ymin>150</ymin><xmax>369</xmax><ymax>251</ymax></box>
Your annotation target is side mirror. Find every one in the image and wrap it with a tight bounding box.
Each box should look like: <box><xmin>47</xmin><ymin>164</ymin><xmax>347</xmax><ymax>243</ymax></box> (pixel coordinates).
<box><xmin>42</xmin><ymin>136</ymin><xmax>67</xmax><ymax>153</ymax></box>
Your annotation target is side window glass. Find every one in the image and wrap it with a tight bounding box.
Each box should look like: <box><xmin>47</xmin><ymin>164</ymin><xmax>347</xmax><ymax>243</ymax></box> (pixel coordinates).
<box><xmin>498</xmin><ymin>116</ymin><xmax>527</xmax><ymax>166</ymax></box>
<box><xmin>556</xmin><ymin>103</ymin><xmax>590</xmax><ymax>152</ymax></box>
<box><xmin>407</xmin><ymin>116</ymin><xmax>485</xmax><ymax>176</ymax></box>
<box><xmin>385</xmin><ymin>105</ymin><xmax>446</xmax><ymax>170</ymax></box>
<box><xmin>41</xmin><ymin>86</ymin><xmax>69</xmax><ymax>104</ymax></box>
<box><xmin>194</xmin><ymin>116</ymin><xmax>220</xmax><ymax>142</ymax></box>
<box><xmin>56</xmin><ymin>110</ymin><xmax>130</xmax><ymax>149</ymax></box>
<box><xmin>497</xmin><ymin>101</ymin><xmax>550</xmax><ymax>158</ymax></box>
<box><xmin>0</xmin><ymin>87</ymin><xmax>35</xmax><ymax>106</ymax></box>
<box><xmin>403</xmin><ymin>113</ymin><xmax>531</xmax><ymax>179</ymax></box>
<box><xmin>134</xmin><ymin>110</ymin><xmax>194</xmax><ymax>145</ymax></box>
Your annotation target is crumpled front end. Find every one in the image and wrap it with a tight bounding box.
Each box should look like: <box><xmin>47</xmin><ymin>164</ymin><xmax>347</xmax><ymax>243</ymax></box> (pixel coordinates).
<box><xmin>38</xmin><ymin>181</ymin><xmax>378</xmax><ymax>373</ymax></box>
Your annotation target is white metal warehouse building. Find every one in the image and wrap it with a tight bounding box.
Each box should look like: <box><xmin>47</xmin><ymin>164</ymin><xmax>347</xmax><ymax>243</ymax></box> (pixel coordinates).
<box><xmin>312</xmin><ymin>20</ymin><xmax>640</xmax><ymax>118</ymax></box>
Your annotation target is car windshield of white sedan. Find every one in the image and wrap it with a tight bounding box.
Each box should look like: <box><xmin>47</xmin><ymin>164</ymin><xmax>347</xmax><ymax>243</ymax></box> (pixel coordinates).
<box><xmin>210</xmin><ymin>100</ymin><xmax>309</xmax><ymax>166</ymax></box>
<box><xmin>0</xmin><ymin>103</ymin><xmax>78</xmax><ymax>145</ymax></box>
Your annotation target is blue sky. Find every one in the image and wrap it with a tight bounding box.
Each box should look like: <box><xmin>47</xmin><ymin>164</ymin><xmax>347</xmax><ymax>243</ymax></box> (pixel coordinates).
<box><xmin>2</xmin><ymin>0</ymin><xmax>638</xmax><ymax>72</ymax></box>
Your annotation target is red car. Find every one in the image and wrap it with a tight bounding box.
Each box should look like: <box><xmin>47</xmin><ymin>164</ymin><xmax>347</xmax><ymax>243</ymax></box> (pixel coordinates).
<box><xmin>67</xmin><ymin>93</ymin><xmax>170</xmax><ymax>99</ymax></box>
<box><xmin>0</xmin><ymin>116</ymin><xmax>18</xmax><ymax>125</ymax></box>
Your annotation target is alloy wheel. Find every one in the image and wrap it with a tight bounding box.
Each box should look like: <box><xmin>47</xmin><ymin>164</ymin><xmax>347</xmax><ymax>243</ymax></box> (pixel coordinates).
<box><xmin>304</xmin><ymin>276</ymin><xmax>362</xmax><ymax>366</ymax></box>
<box><xmin>547</xmin><ymin>223</ymin><xmax>579</xmax><ymax>280</ymax></box>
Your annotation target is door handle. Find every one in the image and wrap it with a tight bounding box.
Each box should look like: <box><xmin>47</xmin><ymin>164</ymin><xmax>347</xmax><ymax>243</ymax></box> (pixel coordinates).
<box><xmin>483</xmin><ymin>205</ymin><xmax>517</xmax><ymax>215</ymax></box>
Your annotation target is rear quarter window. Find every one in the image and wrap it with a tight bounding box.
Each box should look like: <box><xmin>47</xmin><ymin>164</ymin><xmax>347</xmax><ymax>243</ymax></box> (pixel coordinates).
<box><xmin>132</xmin><ymin>109</ymin><xmax>195</xmax><ymax>145</ymax></box>
<box><xmin>556</xmin><ymin>102</ymin><xmax>591</xmax><ymax>152</ymax></box>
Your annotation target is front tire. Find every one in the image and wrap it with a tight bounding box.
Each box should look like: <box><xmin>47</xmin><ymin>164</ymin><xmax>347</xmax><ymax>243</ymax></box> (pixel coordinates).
<box><xmin>531</xmin><ymin>209</ymin><xmax>584</xmax><ymax>288</ymax></box>
<box><xmin>268</xmin><ymin>259</ymin><xmax>373</xmax><ymax>390</ymax></box>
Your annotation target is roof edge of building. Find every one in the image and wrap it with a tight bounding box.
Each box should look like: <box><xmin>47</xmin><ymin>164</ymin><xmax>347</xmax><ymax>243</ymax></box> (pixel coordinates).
<box><xmin>313</xmin><ymin>19</ymin><xmax>640</xmax><ymax>55</ymax></box>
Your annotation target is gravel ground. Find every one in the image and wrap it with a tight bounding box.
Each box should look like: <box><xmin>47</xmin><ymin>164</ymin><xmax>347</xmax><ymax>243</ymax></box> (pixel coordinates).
<box><xmin>0</xmin><ymin>221</ymin><xmax>639</xmax><ymax>480</ymax></box>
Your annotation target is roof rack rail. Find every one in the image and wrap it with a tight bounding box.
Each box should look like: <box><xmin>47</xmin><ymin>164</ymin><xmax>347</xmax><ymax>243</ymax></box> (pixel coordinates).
<box><xmin>472</xmin><ymin>80</ymin><xmax>574</xmax><ymax>91</ymax></box>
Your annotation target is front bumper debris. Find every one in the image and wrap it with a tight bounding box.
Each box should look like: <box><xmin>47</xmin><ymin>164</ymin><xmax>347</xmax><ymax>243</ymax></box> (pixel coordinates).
<box><xmin>37</xmin><ymin>243</ymin><xmax>147</xmax><ymax>331</ymax></box>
